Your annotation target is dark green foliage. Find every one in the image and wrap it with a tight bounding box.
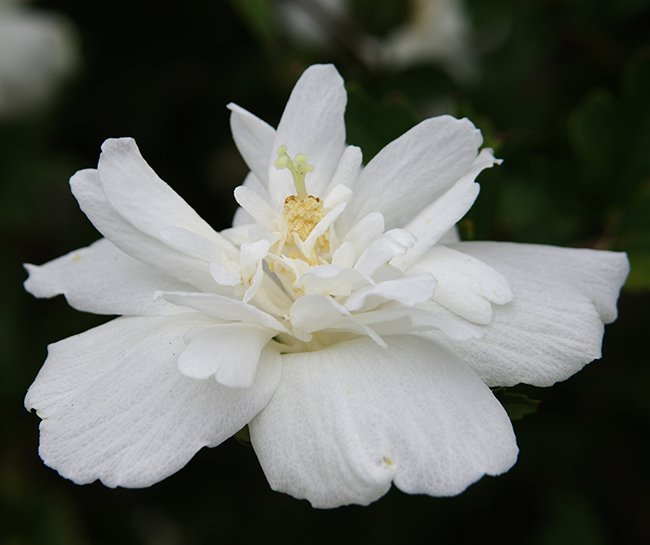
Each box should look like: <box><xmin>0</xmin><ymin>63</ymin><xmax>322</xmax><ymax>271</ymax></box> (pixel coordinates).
<box><xmin>493</xmin><ymin>388</ymin><xmax>541</xmax><ymax>421</ymax></box>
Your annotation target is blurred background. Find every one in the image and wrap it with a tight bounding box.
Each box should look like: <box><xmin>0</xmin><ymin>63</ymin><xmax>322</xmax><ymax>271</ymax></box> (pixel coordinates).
<box><xmin>2</xmin><ymin>0</ymin><xmax>649</xmax><ymax>543</ymax></box>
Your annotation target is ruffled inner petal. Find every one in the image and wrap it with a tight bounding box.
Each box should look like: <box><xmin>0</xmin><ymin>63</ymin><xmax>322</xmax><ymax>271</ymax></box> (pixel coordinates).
<box><xmin>344</xmin><ymin>273</ymin><xmax>436</xmax><ymax>312</ymax></box>
<box><xmin>179</xmin><ymin>323</ymin><xmax>276</xmax><ymax>388</ymax></box>
<box><xmin>355</xmin><ymin>229</ymin><xmax>415</xmax><ymax>277</ymax></box>
<box><xmin>161</xmin><ymin>291</ymin><xmax>287</xmax><ymax>332</ymax></box>
<box><xmin>409</xmin><ymin>245</ymin><xmax>513</xmax><ymax>325</ymax></box>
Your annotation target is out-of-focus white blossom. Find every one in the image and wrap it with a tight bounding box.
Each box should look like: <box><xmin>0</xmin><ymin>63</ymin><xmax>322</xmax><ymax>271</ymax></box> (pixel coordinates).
<box><xmin>0</xmin><ymin>0</ymin><xmax>77</xmax><ymax>119</ymax></box>
<box><xmin>278</xmin><ymin>0</ymin><xmax>476</xmax><ymax>81</ymax></box>
<box><xmin>370</xmin><ymin>0</ymin><xmax>476</xmax><ymax>81</ymax></box>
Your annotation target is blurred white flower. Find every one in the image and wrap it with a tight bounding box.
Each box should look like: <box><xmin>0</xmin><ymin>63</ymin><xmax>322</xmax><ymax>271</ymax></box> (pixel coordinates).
<box><xmin>278</xmin><ymin>0</ymin><xmax>475</xmax><ymax>81</ymax></box>
<box><xmin>24</xmin><ymin>64</ymin><xmax>628</xmax><ymax>508</ymax></box>
<box><xmin>371</xmin><ymin>0</ymin><xmax>476</xmax><ymax>81</ymax></box>
<box><xmin>0</xmin><ymin>0</ymin><xmax>77</xmax><ymax>119</ymax></box>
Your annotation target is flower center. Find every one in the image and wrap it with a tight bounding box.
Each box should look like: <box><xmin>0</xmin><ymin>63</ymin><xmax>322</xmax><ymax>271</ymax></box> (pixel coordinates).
<box><xmin>283</xmin><ymin>194</ymin><xmax>324</xmax><ymax>241</ymax></box>
<box><xmin>274</xmin><ymin>146</ymin><xmax>329</xmax><ymax>261</ymax></box>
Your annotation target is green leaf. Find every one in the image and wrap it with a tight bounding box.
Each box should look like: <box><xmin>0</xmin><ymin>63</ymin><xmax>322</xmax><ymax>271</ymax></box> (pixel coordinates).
<box><xmin>229</xmin><ymin>0</ymin><xmax>275</xmax><ymax>43</ymax></box>
<box><xmin>349</xmin><ymin>0</ymin><xmax>409</xmax><ymax>37</ymax></box>
<box><xmin>234</xmin><ymin>425</ymin><xmax>252</xmax><ymax>447</ymax></box>
<box><xmin>492</xmin><ymin>388</ymin><xmax>541</xmax><ymax>421</ymax></box>
<box><xmin>567</xmin><ymin>90</ymin><xmax>623</xmax><ymax>198</ymax></box>
<box><xmin>625</xmin><ymin>251</ymin><xmax>650</xmax><ymax>291</ymax></box>
<box><xmin>622</xmin><ymin>50</ymin><xmax>650</xmax><ymax>110</ymax></box>
<box><xmin>345</xmin><ymin>81</ymin><xmax>419</xmax><ymax>161</ymax></box>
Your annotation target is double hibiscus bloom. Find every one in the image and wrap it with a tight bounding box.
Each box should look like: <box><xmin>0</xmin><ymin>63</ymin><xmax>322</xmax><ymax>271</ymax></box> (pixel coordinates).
<box><xmin>24</xmin><ymin>64</ymin><xmax>628</xmax><ymax>508</ymax></box>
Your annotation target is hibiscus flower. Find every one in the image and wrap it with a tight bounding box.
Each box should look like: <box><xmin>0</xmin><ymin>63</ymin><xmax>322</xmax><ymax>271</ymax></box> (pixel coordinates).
<box><xmin>24</xmin><ymin>64</ymin><xmax>629</xmax><ymax>508</ymax></box>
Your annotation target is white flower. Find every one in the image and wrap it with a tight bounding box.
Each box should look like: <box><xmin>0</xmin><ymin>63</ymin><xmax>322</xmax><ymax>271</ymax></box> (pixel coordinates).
<box><xmin>277</xmin><ymin>0</ymin><xmax>475</xmax><ymax>82</ymax></box>
<box><xmin>24</xmin><ymin>64</ymin><xmax>628</xmax><ymax>508</ymax></box>
<box><xmin>372</xmin><ymin>0</ymin><xmax>476</xmax><ymax>81</ymax></box>
<box><xmin>0</xmin><ymin>0</ymin><xmax>77</xmax><ymax>119</ymax></box>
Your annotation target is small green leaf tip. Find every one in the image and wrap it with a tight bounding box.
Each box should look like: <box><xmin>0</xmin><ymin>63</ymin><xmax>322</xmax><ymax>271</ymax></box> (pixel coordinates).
<box><xmin>493</xmin><ymin>388</ymin><xmax>541</xmax><ymax>421</ymax></box>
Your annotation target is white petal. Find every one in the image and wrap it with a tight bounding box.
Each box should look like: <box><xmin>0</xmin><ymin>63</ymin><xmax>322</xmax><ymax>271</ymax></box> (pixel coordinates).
<box><xmin>440</xmin><ymin>242</ymin><xmax>628</xmax><ymax>386</ymax></box>
<box><xmin>355</xmin><ymin>228</ymin><xmax>415</xmax><ymax>277</ymax></box>
<box><xmin>250</xmin><ymin>335</ymin><xmax>517</xmax><ymax>508</ymax></box>
<box><xmin>254</xmin><ymin>273</ymin><xmax>294</xmax><ymax>318</ymax></box>
<box><xmin>453</xmin><ymin>242</ymin><xmax>629</xmax><ymax>323</ymax></box>
<box><xmin>303</xmin><ymin>202</ymin><xmax>346</xmax><ymax>253</ymax></box>
<box><xmin>97</xmin><ymin>138</ymin><xmax>227</xmax><ymax>248</ymax></box>
<box><xmin>161</xmin><ymin>291</ymin><xmax>287</xmax><ymax>332</ymax></box>
<box><xmin>24</xmin><ymin>238</ymin><xmax>191</xmax><ymax>316</ymax></box>
<box><xmin>221</xmin><ymin>222</ymin><xmax>274</xmax><ymax>247</ymax></box>
<box><xmin>409</xmin><ymin>245</ymin><xmax>513</xmax><ymax>325</ymax></box>
<box><xmin>232</xmin><ymin>207</ymin><xmax>252</xmax><ymax>228</ymax></box>
<box><xmin>322</xmin><ymin>183</ymin><xmax>353</xmax><ymax>210</ymax></box>
<box><xmin>393</xmin><ymin>148</ymin><xmax>499</xmax><ymax>269</ymax></box>
<box><xmin>342</xmin><ymin>116</ymin><xmax>483</xmax><ymax>231</ymax></box>
<box><xmin>240</xmin><ymin>239</ymin><xmax>270</xmax><ymax>267</ymax></box>
<box><xmin>325</xmin><ymin>145</ymin><xmax>362</xmax><ymax>194</ymax></box>
<box><xmin>296</xmin><ymin>265</ymin><xmax>370</xmax><ymax>296</ymax></box>
<box><xmin>233</xmin><ymin>185</ymin><xmax>278</xmax><ymax>231</ymax></box>
<box><xmin>342</xmin><ymin>212</ymin><xmax>385</xmax><ymax>257</ymax></box>
<box><xmin>160</xmin><ymin>226</ymin><xmax>235</xmax><ymax>262</ymax></box>
<box><xmin>331</xmin><ymin>241</ymin><xmax>356</xmax><ymax>268</ymax></box>
<box><xmin>71</xmin><ymin>168</ymin><xmax>216</xmax><ymax>292</ymax></box>
<box><xmin>269</xmin><ymin>64</ymin><xmax>346</xmax><ymax>203</ymax></box>
<box><xmin>406</xmin><ymin>303</ymin><xmax>486</xmax><ymax>340</ymax></box>
<box><xmin>209</xmin><ymin>261</ymin><xmax>240</xmax><ymax>287</ymax></box>
<box><xmin>242</xmin><ymin>260</ymin><xmax>265</xmax><ymax>303</ymax></box>
<box><xmin>289</xmin><ymin>294</ymin><xmax>386</xmax><ymax>347</ymax></box>
<box><xmin>351</xmin><ymin>304</ymin><xmax>484</xmax><ymax>341</ymax></box>
<box><xmin>345</xmin><ymin>273</ymin><xmax>436</xmax><ymax>312</ymax></box>
<box><xmin>232</xmin><ymin>173</ymin><xmax>272</xmax><ymax>227</ymax></box>
<box><xmin>179</xmin><ymin>323</ymin><xmax>276</xmax><ymax>388</ymax></box>
<box><xmin>438</xmin><ymin>226</ymin><xmax>460</xmax><ymax>244</ymax></box>
<box><xmin>228</xmin><ymin>103</ymin><xmax>276</xmax><ymax>185</ymax></box>
<box><xmin>25</xmin><ymin>315</ymin><xmax>281</xmax><ymax>487</ymax></box>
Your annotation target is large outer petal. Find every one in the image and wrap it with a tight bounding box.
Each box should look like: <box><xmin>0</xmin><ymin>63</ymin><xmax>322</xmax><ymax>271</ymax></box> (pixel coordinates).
<box><xmin>341</xmin><ymin>116</ymin><xmax>483</xmax><ymax>231</ymax></box>
<box><xmin>268</xmin><ymin>64</ymin><xmax>346</xmax><ymax>203</ymax></box>
<box><xmin>24</xmin><ymin>238</ymin><xmax>192</xmax><ymax>316</ymax></box>
<box><xmin>443</xmin><ymin>242</ymin><xmax>629</xmax><ymax>387</ymax></box>
<box><xmin>250</xmin><ymin>335</ymin><xmax>517</xmax><ymax>508</ymax></box>
<box><xmin>25</xmin><ymin>315</ymin><xmax>281</xmax><ymax>488</ymax></box>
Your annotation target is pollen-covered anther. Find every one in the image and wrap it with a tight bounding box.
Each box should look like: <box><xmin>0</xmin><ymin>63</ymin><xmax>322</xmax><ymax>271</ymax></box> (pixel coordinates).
<box><xmin>274</xmin><ymin>146</ymin><xmax>330</xmax><ymax>260</ymax></box>
<box><xmin>283</xmin><ymin>194</ymin><xmax>324</xmax><ymax>241</ymax></box>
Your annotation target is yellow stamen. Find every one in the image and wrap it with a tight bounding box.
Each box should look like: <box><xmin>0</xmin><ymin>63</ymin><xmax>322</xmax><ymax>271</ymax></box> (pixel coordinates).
<box><xmin>273</xmin><ymin>146</ymin><xmax>329</xmax><ymax>263</ymax></box>
<box><xmin>283</xmin><ymin>194</ymin><xmax>324</xmax><ymax>241</ymax></box>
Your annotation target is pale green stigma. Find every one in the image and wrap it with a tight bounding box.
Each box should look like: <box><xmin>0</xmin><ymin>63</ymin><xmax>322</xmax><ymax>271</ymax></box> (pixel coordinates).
<box><xmin>274</xmin><ymin>145</ymin><xmax>314</xmax><ymax>199</ymax></box>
